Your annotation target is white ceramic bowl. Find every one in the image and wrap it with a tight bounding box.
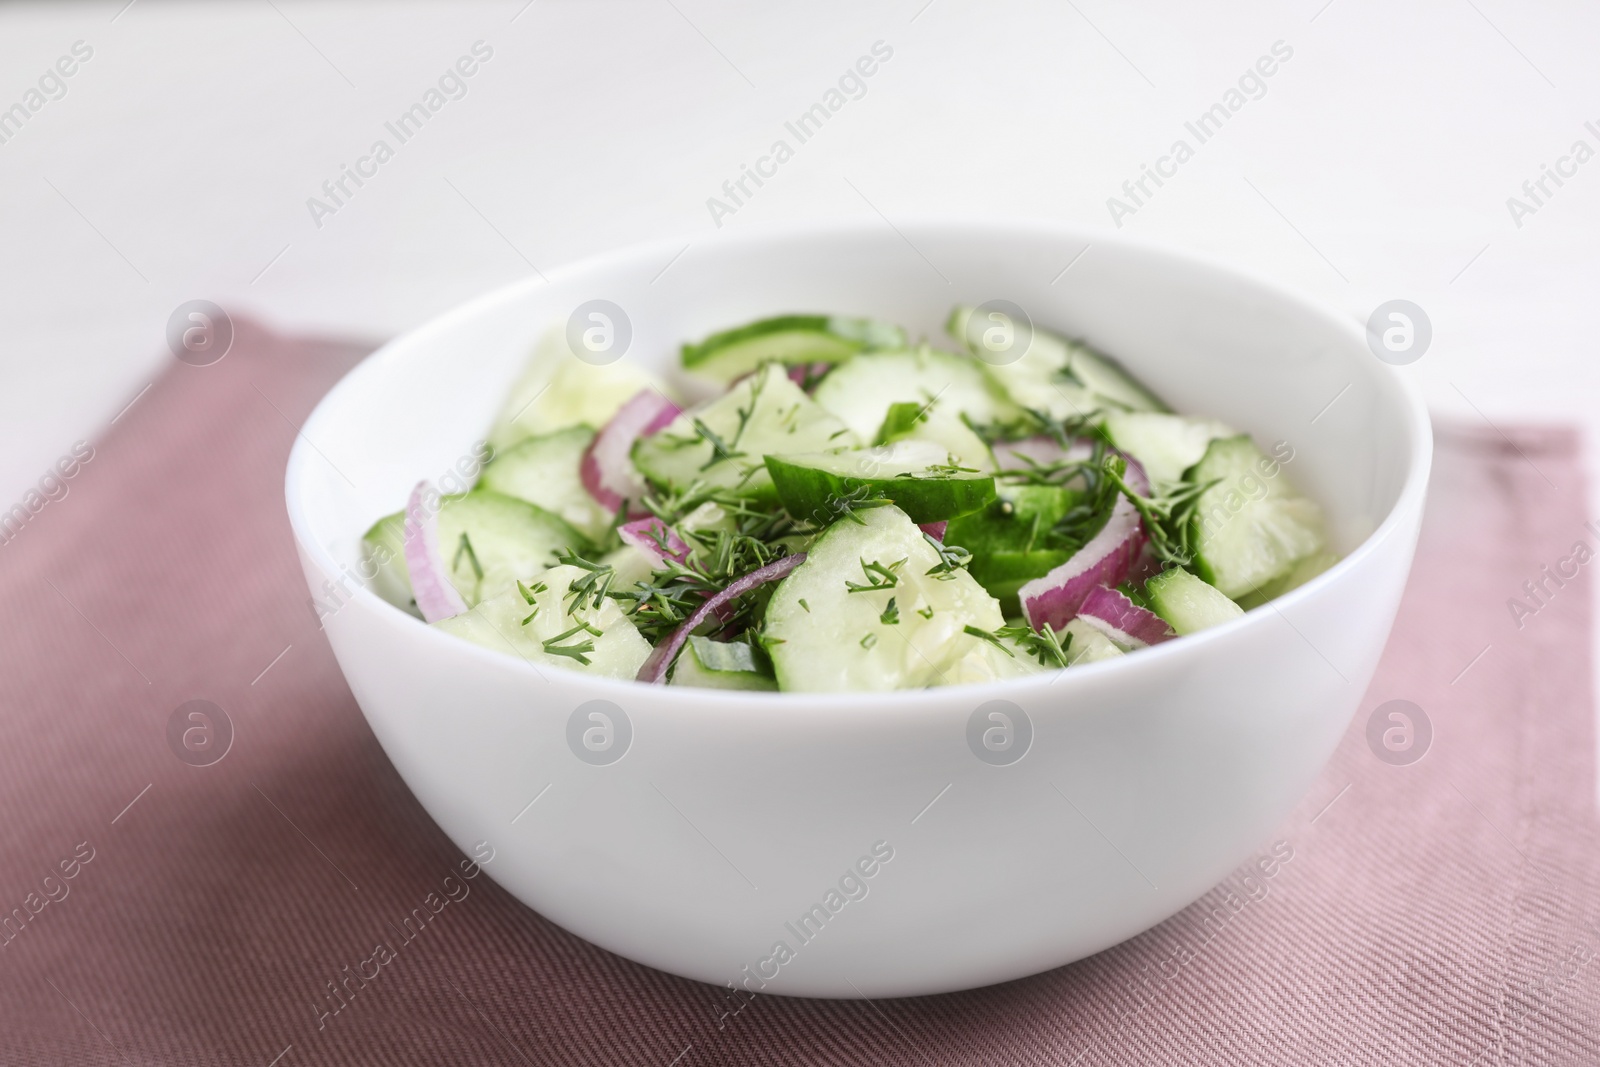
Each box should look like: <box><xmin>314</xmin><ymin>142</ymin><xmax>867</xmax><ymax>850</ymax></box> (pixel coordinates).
<box><xmin>286</xmin><ymin>220</ymin><xmax>1430</xmax><ymax>998</ymax></box>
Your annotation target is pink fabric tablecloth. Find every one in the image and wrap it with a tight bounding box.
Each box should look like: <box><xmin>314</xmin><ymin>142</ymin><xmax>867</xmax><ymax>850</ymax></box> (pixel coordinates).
<box><xmin>1</xmin><ymin>321</ymin><xmax>1596</xmax><ymax>1065</ymax></box>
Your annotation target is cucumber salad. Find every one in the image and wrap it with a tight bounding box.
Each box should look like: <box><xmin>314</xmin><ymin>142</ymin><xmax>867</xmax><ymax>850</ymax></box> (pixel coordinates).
<box><xmin>364</xmin><ymin>308</ymin><xmax>1336</xmax><ymax>692</ymax></box>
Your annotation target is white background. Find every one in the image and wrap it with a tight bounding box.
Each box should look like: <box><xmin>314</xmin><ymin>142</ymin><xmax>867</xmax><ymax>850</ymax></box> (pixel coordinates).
<box><xmin>3</xmin><ymin>0</ymin><xmax>1597</xmax><ymax>731</ymax></box>
<box><xmin>4</xmin><ymin>0</ymin><xmax>1598</xmax><ymax>484</ymax></box>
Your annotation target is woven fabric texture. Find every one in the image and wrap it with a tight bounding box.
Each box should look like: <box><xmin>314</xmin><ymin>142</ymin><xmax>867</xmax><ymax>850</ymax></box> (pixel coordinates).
<box><xmin>0</xmin><ymin>322</ymin><xmax>1595</xmax><ymax>1066</ymax></box>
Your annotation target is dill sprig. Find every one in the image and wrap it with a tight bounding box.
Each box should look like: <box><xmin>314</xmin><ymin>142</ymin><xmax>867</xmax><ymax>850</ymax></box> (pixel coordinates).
<box><xmin>998</xmin><ymin>437</ymin><xmax>1107</xmax><ymax>490</ymax></box>
<box><xmin>966</xmin><ymin>623</ymin><xmax>1073</xmax><ymax>669</ymax></box>
<box><xmin>693</xmin><ymin>417</ymin><xmax>745</xmax><ymax>470</ymax></box>
<box><xmin>923</xmin><ymin>534</ymin><xmax>972</xmax><ymax>579</ymax></box>
<box><xmin>692</xmin><ymin>368</ymin><xmax>766</xmax><ymax>470</ymax></box>
<box><xmin>589</xmin><ymin>498</ymin><xmax>630</xmax><ymax>556</ymax></box>
<box><xmin>642</xmin><ymin>483</ymin><xmax>790</xmax><ymax>538</ymax></box>
<box><xmin>1050</xmin><ymin>446</ymin><xmax>1122</xmax><ymax>549</ymax></box>
<box><xmin>967</xmin><ymin>406</ymin><xmax>1099</xmax><ymax>450</ymax></box>
<box><xmin>557</xmin><ymin>550</ymin><xmax>616</xmax><ymax>613</ymax></box>
<box><xmin>1028</xmin><ymin>406</ymin><xmax>1103</xmax><ymax>449</ymax></box>
<box><xmin>453</xmin><ymin>533</ymin><xmax>484</xmax><ymax>581</ymax></box>
<box><xmin>609</xmin><ymin>486</ymin><xmax>797</xmax><ymax>645</ymax></box>
<box><xmin>997</xmin><ymin>623</ymin><xmax>1072</xmax><ymax>669</ymax></box>
<box><xmin>793</xmin><ymin>481</ymin><xmax>893</xmax><ymax>530</ymax></box>
<box><xmin>516</xmin><ymin>579</ymin><xmax>548</xmax><ymax>625</ymax></box>
<box><xmin>542</xmin><ymin>621</ymin><xmax>602</xmax><ymax>665</ymax></box>
<box><xmin>963</xmin><ymin>624</ymin><xmax>1008</xmax><ymax>652</ymax></box>
<box><xmin>1100</xmin><ymin>456</ymin><xmax>1216</xmax><ymax>569</ymax></box>
<box><xmin>846</xmin><ymin>558</ymin><xmax>903</xmax><ymax>593</ymax></box>
<box><xmin>913</xmin><ymin>456</ymin><xmax>981</xmax><ymax>478</ymax></box>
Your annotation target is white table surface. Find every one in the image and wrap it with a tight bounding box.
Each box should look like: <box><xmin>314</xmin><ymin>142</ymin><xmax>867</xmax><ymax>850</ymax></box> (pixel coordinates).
<box><xmin>3</xmin><ymin>0</ymin><xmax>1597</xmax><ymax>790</ymax></box>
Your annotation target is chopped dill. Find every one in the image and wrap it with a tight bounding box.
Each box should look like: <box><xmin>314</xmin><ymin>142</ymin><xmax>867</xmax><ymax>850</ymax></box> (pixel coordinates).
<box><xmin>846</xmin><ymin>558</ymin><xmax>904</xmax><ymax>593</ymax></box>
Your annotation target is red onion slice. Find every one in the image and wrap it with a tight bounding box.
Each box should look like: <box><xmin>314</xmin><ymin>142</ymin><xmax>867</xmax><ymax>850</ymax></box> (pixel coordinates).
<box><xmin>618</xmin><ymin>517</ymin><xmax>691</xmax><ymax>568</ymax></box>
<box><xmin>636</xmin><ymin>553</ymin><xmax>805</xmax><ymax>683</ymax></box>
<box><xmin>580</xmin><ymin>389</ymin><xmax>681</xmax><ymax>516</ymax></box>
<box><xmin>918</xmin><ymin>521</ymin><xmax>948</xmax><ymax>542</ymax></box>
<box><xmin>404</xmin><ymin>481</ymin><xmax>468</xmax><ymax>623</ymax></box>
<box><xmin>786</xmin><ymin>362</ymin><xmax>831</xmax><ymax>390</ymax></box>
<box><xmin>1018</xmin><ymin>456</ymin><xmax>1151</xmax><ymax>632</ymax></box>
<box><xmin>1076</xmin><ymin>585</ymin><xmax>1174</xmax><ymax>650</ymax></box>
<box><xmin>1128</xmin><ymin>541</ymin><xmax>1163</xmax><ymax>586</ymax></box>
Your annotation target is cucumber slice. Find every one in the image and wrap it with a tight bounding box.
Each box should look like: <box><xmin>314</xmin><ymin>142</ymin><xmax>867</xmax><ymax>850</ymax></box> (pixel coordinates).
<box><xmin>947</xmin><ymin>635</ymin><xmax>1051</xmax><ymax>684</ymax></box>
<box><xmin>1233</xmin><ymin>550</ymin><xmax>1340</xmax><ymax>610</ymax></box>
<box><xmin>1062</xmin><ymin>618</ymin><xmax>1125</xmax><ymax>665</ymax></box>
<box><xmin>490</xmin><ymin>328</ymin><xmax>668</xmax><ymax>449</ymax></box>
<box><xmin>436</xmin><ymin>491</ymin><xmax>588</xmax><ymax>608</ymax></box>
<box><xmin>602</xmin><ymin>544</ymin><xmax>659</xmax><ymax>591</ymax></box>
<box><xmin>478</xmin><ymin>427</ymin><xmax>612</xmax><ymax>540</ymax></box>
<box><xmin>1104</xmin><ymin>411</ymin><xmax>1235</xmax><ymax>488</ymax></box>
<box><xmin>633</xmin><ymin>363</ymin><xmax>859</xmax><ymax>501</ymax></box>
<box><xmin>1050</xmin><ymin>337</ymin><xmax>1167</xmax><ymax>413</ymax></box>
<box><xmin>876</xmin><ymin>402</ymin><xmax>927</xmax><ymax>442</ymax></box>
<box><xmin>669</xmin><ymin>636</ymin><xmax>778</xmax><ymax>690</ymax></box>
<box><xmin>762</xmin><ymin>505</ymin><xmax>1006</xmax><ymax>692</ymax></box>
<box><xmin>362</xmin><ymin>489</ymin><xmax>588</xmax><ymax>612</ymax></box>
<box><xmin>812</xmin><ymin>347</ymin><xmax>1020</xmax><ymax>441</ymax></box>
<box><xmin>360</xmin><ymin>512</ymin><xmax>412</xmax><ymax>611</ymax></box>
<box><xmin>765</xmin><ymin>440</ymin><xmax>996</xmax><ymax>524</ymax></box>
<box><xmin>945</xmin><ymin>485</ymin><xmax>1076</xmax><ymax>555</ymax></box>
<box><xmin>945</xmin><ymin>485</ymin><xmax>1078</xmax><ymax>613</ymax></box>
<box><xmin>946</xmin><ymin>307</ymin><xmax>1096</xmax><ymax>423</ymax></box>
<box><xmin>1189</xmin><ymin>436</ymin><xmax>1326</xmax><ymax>599</ymax></box>
<box><xmin>681</xmin><ymin>314</ymin><xmax>905</xmax><ymax>384</ymax></box>
<box><xmin>946</xmin><ymin>307</ymin><xmax>1167</xmax><ymax>420</ymax></box>
<box><xmin>1144</xmin><ymin>567</ymin><xmax>1245</xmax><ymax>635</ymax></box>
<box><xmin>966</xmin><ymin>549</ymin><xmax>1072</xmax><ymax>616</ymax></box>
<box><xmin>434</xmin><ymin>563</ymin><xmax>650</xmax><ymax>679</ymax></box>
<box><xmin>878</xmin><ymin>402</ymin><xmax>994</xmax><ymax>470</ymax></box>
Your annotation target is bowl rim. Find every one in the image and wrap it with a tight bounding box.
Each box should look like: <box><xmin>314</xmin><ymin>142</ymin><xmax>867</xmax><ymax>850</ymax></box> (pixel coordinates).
<box><xmin>286</xmin><ymin>216</ymin><xmax>1433</xmax><ymax>710</ymax></box>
